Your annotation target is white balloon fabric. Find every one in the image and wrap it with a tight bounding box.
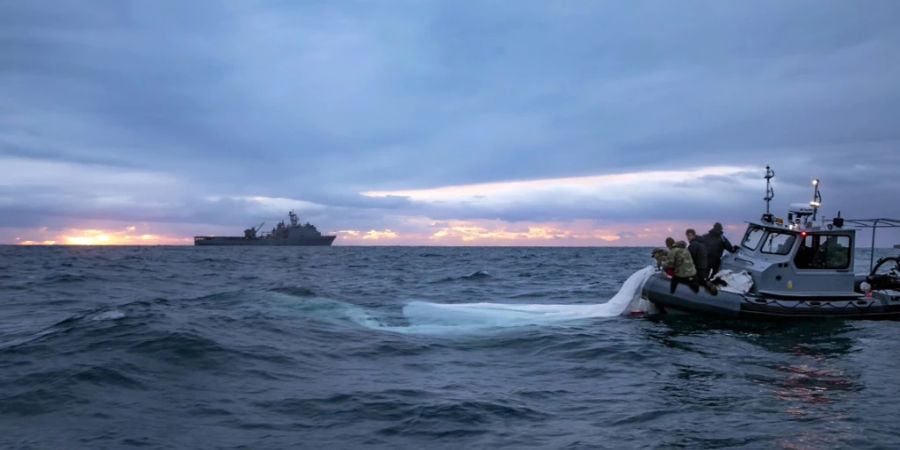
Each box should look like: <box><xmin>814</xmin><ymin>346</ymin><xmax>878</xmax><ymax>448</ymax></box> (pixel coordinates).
<box><xmin>389</xmin><ymin>266</ymin><xmax>658</xmax><ymax>333</ymax></box>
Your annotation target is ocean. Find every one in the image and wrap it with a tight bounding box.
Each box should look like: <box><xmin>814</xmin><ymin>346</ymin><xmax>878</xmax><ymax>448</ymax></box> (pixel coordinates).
<box><xmin>1</xmin><ymin>245</ymin><xmax>899</xmax><ymax>449</ymax></box>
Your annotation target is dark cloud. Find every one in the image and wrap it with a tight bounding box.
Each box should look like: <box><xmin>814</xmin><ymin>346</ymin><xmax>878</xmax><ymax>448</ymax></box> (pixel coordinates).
<box><xmin>1</xmin><ymin>1</ymin><xmax>899</xmax><ymax>240</ymax></box>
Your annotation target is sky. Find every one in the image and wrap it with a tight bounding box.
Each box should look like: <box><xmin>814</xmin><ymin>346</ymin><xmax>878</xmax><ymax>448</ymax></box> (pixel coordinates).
<box><xmin>1</xmin><ymin>1</ymin><xmax>899</xmax><ymax>246</ymax></box>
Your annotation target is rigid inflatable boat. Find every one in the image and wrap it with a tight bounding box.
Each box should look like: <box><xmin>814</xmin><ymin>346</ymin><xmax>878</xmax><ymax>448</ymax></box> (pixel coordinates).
<box><xmin>642</xmin><ymin>166</ymin><xmax>900</xmax><ymax>320</ymax></box>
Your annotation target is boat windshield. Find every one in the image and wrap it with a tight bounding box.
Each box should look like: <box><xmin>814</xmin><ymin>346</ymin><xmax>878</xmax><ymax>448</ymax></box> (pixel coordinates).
<box><xmin>742</xmin><ymin>225</ymin><xmax>765</xmax><ymax>250</ymax></box>
<box><xmin>760</xmin><ymin>231</ymin><xmax>796</xmax><ymax>255</ymax></box>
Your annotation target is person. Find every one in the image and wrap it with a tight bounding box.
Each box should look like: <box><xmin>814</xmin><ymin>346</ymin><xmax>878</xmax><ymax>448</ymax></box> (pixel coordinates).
<box><xmin>662</xmin><ymin>237</ymin><xmax>677</xmax><ymax>277</ymax></box>
<box><xmin>651</xmin><ymin>247</ymin><xmax>669</xmax><ymax>270</ymax></box>
<box><xmin>665</xmin><ymin>236</ymin><xmax>675</xmax><ymax>250</ymax></box>
<box><xmin>688</xmin><ymin>229</ymin><xmax>719</xmax><ymax>294</ymax></box>
<box><xmin>821</xmin><ymin>235</ymin><xmax>849</xmax><ymax>268</ymax></box>
<box><xmin>685</xmin><ymin>229</ymin><xmax>708</xmax><ymax>281</ymax></box>
<box><xmin>702</xmin><ymin>222</ymin><xmax>736</xmax><ymax>278</ymax></box>
<box><xmin>663</xmin><ymin>238</ymin><xmax>699</xmax><ymax>294</ymax></box>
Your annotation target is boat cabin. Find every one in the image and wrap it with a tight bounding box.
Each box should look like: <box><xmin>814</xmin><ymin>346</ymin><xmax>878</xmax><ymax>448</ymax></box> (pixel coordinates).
<box><xmin>722</xmin><ymin>219</ymin><xmax>856</xmax><ymax>298</ymax></box>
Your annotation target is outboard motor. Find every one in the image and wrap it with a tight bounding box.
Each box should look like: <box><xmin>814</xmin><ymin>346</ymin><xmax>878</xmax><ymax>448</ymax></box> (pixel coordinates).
<box><xmin>865</xmin><ymin>256</ymin><xmax>900</xmax><ymax>291</ymax></box>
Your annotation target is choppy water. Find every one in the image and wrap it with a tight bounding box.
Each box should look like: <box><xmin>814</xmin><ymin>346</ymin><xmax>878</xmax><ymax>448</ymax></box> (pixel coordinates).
<box><xmin>2</xmin><ymin>246</ymin><xmax>900</xmax><ymax>449</ymax></box>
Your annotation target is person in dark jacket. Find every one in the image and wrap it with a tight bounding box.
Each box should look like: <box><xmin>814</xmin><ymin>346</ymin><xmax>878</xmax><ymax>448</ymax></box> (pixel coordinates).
<box><xmin>701</xmin><ymin>222</ymin><xmax>736</xmax><ymax>278</ymax></box>
<box><xmin>687</xmin><ymin>229</ymin><xmax>718</xmax><ymax>294</ymax></box>
<box><xmin>685</xmin><ymin>229</ymin><xmax>708</xmax><ymax>278</ymax></box>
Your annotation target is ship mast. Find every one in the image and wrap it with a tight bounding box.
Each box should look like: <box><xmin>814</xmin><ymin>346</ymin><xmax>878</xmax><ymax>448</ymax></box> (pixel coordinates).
<box><xmin>762</xmin><ymin>165</ymin><xmax>775</xmax><ymax>222</ymax></box>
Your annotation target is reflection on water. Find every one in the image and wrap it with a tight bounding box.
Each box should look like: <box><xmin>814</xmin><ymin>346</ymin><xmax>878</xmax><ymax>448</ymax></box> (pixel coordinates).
<box><xmin>754</xmin><ymin>326</ymin><xmax>861</xmax><ymax>450</ymax></box>
<box><xmin>775</xmin><ymin>362</ymin><xmax>850</xmax><ymax>407</ymax></box>
<box><xmin>646</xmin><ymin>317</ymin><xmax>868</xmax><ymax>449</ymax></box>
<box><xmin>776</xmin><ymin>432</ymin><xmax>847</xmax><ymax>450</ymax></box>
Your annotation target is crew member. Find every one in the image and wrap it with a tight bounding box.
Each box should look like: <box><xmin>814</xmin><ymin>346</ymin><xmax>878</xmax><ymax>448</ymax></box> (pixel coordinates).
<box><xmin>687</xmin><ymin>228</ymin><xmax>719</xmax><ymax>294</ymax></box>
<box><xmin>664</xmin><ymin>239</ymin><xmax>699</xmax><ymax>294</ymax></box>
<box><xmin>702</xmin><ymin>222</ymin><xmax>736</xmax><ymax>278</ymax></box>
<box><xmin>651</xmin><ymin>248</ymin><xmax>669</xmax><ymax>270</ymax></box>
<box><xmin>685</xmin><ymin>229</ymin><xmax>708</xmax><ymax>281</ymax></box>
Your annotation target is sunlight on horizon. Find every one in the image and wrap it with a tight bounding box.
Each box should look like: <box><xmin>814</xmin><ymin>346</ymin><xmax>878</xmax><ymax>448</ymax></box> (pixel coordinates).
<box><xmin>16</xmin><ymin>226</ymin><xmax>191</xmax><ymax>246</ymax></box>
<box><xmin>12</xmin><ymin>219</ymin><xmax>745</xmax><ymax>247</ymax></box>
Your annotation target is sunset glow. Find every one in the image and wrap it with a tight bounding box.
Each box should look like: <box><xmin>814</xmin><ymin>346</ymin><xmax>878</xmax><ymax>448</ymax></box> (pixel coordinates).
<box><xmin>336</xmin><ymin>229</ymin><xmax>401</xmax><ymax>242</ymax></box>
<box><xmin>15</xmin><ymin>226</ymin><xmax>191</xmax><ymax>246</ymax></box>
<box><xmin>64</xmin><ymin>233</ymin><xmax>112</xmax><ymax>245</ymax></box>
<box><xmin>327</xmin><ymin>219</ymin><xmax>723</xmax><ymax>246</ymax></box>
<box><xmin>7</xmin><ymin>218</ymin><xmax>746</xmax><ymax>247</ymax></box>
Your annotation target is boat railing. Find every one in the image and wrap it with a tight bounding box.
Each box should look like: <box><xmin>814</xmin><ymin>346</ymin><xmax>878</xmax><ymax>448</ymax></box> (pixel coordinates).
<box><xmin>843</xmin><ymin>218</ymin><xmax>900</xmax><ymax>272</ymax></box>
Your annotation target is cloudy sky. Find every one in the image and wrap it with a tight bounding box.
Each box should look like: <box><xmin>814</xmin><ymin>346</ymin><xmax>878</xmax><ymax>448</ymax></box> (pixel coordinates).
<box><xmin>2</xmin><ymin>1</ymin><xmax>899</xmax><ymax>245</ymax></box>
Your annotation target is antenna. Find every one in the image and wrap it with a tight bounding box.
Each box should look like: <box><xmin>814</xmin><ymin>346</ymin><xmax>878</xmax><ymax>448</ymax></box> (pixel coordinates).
<box><xmin>810</xmin><ymin>178</ymin><xmax>822</xmax><ymax>222</ymax></box>
<box><xmin>762</xmin><ymin>165</ymin><xmax>775</xmax><ymax>222</ymax></box>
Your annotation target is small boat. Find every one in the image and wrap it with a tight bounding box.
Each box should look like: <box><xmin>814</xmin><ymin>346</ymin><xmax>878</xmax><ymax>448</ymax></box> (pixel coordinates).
<box><xmin>642</xmin><ymin>166</ymin><xmax>900</xmax><ymax>320</ymax></box>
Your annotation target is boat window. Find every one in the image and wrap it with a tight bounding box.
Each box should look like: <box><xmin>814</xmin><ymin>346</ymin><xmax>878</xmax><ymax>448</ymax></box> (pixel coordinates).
<box><xmin>760</xmin><ymin>232</ymin><xmax>796</xmax><ymax>255</ymax></box>
<box><xmin>794</xmin><ymin>234</ymin><xmax>852</xmax><ymax>269</ymax></box>
<box><xmin>741</xmin><ymin>226</ymin><xmax>765</xmax><ymax>250</ymax></box>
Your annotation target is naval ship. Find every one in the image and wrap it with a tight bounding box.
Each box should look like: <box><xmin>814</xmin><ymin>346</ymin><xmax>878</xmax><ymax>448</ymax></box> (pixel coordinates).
<box><xmin>194</xmin><ymin>211</ymin><xmax>336</xmax><ymax>246</ymax></box>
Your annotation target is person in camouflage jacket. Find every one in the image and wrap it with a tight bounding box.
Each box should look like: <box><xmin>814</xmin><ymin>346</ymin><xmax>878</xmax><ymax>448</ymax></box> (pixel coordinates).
<box><xmin>664</xmin><ymin>238</ymin><xmax>699</xmax><ymax>294</ymax></box>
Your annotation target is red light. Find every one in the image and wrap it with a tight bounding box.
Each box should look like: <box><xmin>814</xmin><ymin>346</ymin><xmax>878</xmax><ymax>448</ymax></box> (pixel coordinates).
<box><xmin>800</xmin><ymin>231</ymin><xmax>807</xmax><ymax>237</ymax></box>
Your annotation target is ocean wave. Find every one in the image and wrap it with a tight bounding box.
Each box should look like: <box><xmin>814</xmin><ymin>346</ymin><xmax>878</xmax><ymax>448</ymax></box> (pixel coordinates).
<box><xmin>431</xmin><ymin>270</ymin><xmax>494</xmax><ymax>284</ymax></box>
<box><xmin>89</xmin><ymin>310</ymin><xmax>126</xmax><ymax>321</ymax></box>
<box><xmin>376</xmin><ymin>400</ymin><xmax>548</xmax><ymax>438</ymax></box>
<box><xmin>0</xmin><ymin>305</ymin><xmax>148</xmax><ymax>353</ymax></box>
<box><xmin>268</xmin><ymin>286</ymin><xmax>317</xmax><ymax>298</ymax></box>
<box><xmin>0</xmin><ymin>389</ymin><xmax>82</xmax><ymax>417</ymax></box>
<box><xmin>256</xmin><ymin>391</ymin><xmax>546</xmax><ymax>433</ymax></box>
<box><xmin>127</xmin><ymin>332</ymin><xmax>231</xmax><ymax>366</ymax></box>
<box><xmin>42</xmin><ymin>273</ymin><xmax>105</xmax><ymax>283</ymax></box>
<box><xmin>0</xmin><ymin>365</ymin><xmax>143</xmax><ymax>417</ymax></box>
<box><xmin>70</xmin><ymin>365</ymin><xmax>144</xmax><ymax>389</ymax></box>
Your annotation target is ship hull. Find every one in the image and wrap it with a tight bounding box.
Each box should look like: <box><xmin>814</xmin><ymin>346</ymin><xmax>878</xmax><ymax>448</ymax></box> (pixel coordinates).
<box><xmin>194</xmin><ymin>236</ymin><xmax>336</xmax><ymax>246</ymax></box>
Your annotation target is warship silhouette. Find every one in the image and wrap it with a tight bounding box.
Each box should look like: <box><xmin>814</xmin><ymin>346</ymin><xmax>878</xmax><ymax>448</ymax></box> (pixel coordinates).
<box><xmin>194</xmin><ymin>211</ymin><xmax>336</xmax><ymax>246</ymax></box>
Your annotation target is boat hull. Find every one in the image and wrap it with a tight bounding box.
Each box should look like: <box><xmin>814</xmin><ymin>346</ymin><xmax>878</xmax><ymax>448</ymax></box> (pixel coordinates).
<box><xmin>194</xmin><ymin>235</ymin><xmax>336</xmax><ymax>246</ymax></box>
<box><xmin>642</xmin><ymin>273</ymin><xmax>900</xmax><ymax>320</ymax></box>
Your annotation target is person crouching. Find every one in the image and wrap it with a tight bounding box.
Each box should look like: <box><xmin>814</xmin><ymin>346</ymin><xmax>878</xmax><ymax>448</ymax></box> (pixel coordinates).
<box><xmin>663</xmin><ymin>237</ymin><xmax>699</xmax><ymax>294</ymax></box>
<box><xmin>651</xmin><ymin>248</ymin><xmax>669</xmax><ymax>272</ymax></box>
